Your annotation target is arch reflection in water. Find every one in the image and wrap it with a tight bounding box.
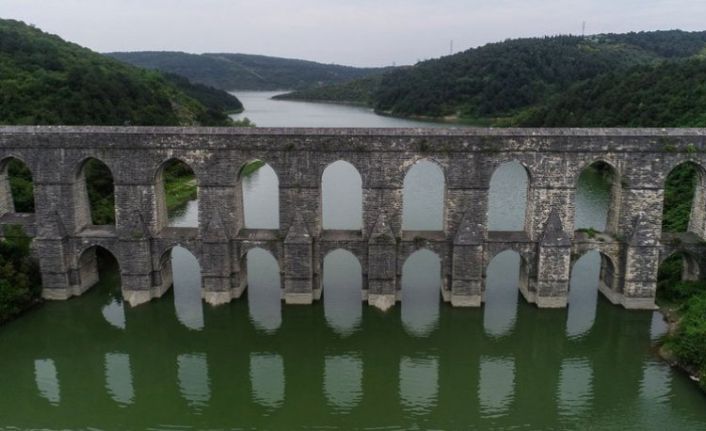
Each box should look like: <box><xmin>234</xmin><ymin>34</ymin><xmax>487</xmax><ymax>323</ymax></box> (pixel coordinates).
<box><xmin>323</xmin><ymin>249</ymin><xmax>362</xmax><ymax>335</ymax></box>
<box><xmin>177</xmin><ymin>353</ymin><xmax>211</xmax><ymax>410</ymax></box>
<box><xmin>478</xmin><ymin>356</ymin><xmax>515</xmax><ymax>418</ymax></box>
<box><xmin>483</xmin><ymin>251</ymin><xmax>521</xmax><ymax>337</ymax></box>
<box><xmin>324</xmin><ymin>355</ymin><xmax>363</xmax><ymax>412</ymax></box>
<box><xmin>557</xmin><ymin>358</ymin><xmax>593</xmax><ymax>416</ymax></box>
<box><xmin>242</xmin><ymin>162</ymin><xmax>279</xmax><ymax>229</ymax></box>
<box><xmin>34</xmin><ymin>359</ymin><xmax>60</xmax><ymax>405</ymax></box>
<box><xmin>401</xmin><ymin>249</ymin><xmax>441</xmax><ymax>336</ymax></box>
<box><xmin>488</xmin><ymin>161</ymin><xmax>528</xmax><ymax>231</ymax></box>
<box><xmin>402</xmin><ymin>159</ymin><xmax>445</xmax><ymax>231</ymax></box>
<box><xmin>640</xmin><ymin>361</ymin><xmax>672</xmax><ymax>402</ymax></box>
<box><xmin>246</xmin><ymin>248</ymin><xmax>282</xmax><ymax>332</ymax></box>
<box><xmin>322</xmin><ymin>160</ymin><xmax>362</xmax><ymax>230</ymax></box>
<box><xmin>99</xmin><ymin>268</ymin><xmax>126</xmax><ymax>330</ymax></box>
<box><xmin>566</xmin><ymin>251</ymin><xmax>601</xmax><ymax>338</ymax></box>
<box><xmin>101</xmin><ymin>298</ymin><xmax>125</xmax><ymax>330</ymax></box>
<box><xmin>650</xmin><ymin>312</ymin><xmax>669</xmax><ymax>341</ymax></box>
<box><xmin>169</xmin><ymin>246</ymin><xmax>204</xmax><ymax>331</ymax></box>
<box><xmin>250</xmin><ymin>353</ymin><xmax>285</xmax><ymax>409</ymax></box>
<box><xmin>399</xmin><ymin>356</ymin><xmax>438</xmax><ymax>414</ymax></box>
<box><xmin>104</xmin><ymin>353</ymin><xmax>134</xmax><ymax>406</ymax></box>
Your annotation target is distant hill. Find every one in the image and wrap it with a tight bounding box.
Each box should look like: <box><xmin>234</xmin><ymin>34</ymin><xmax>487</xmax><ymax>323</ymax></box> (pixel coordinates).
<box><xmin>272</xmin><ymin>74</ymin><xmax>383</xmax><ymax>105</ymax></box>
<box><xmin>106</xmin><ymin>51</ymin><xmax>385</xmax><ymax>91</ymax></box>
<box><xmin>278</xmin><ymin>30</ymin><xmax>706</xmax><ymax>124</ymax></box>
<box><xmin>0</xmin><ymin>19</ymin><xmax>242</xmax><ymax>126</ymax></box>
<box><xmin>516</xmin><ymin>58</ymin><xmax>706</xmax><ymax>127</ymax></box>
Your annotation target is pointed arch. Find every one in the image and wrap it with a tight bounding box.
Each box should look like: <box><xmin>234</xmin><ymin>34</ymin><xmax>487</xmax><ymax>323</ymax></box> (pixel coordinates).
<box><xmin>160</xmin><ymin>245</ymin><xmax>204</xmax><ymax>330</ymax></box>
<box><xmin>658</xmin><ymin>250</ymin><xmax>703</xmax><ymax>302</ymax></box>
<box><xmin>575</xmin><ymin>160</ymin><xmax>621</xmax><ymax>234</ymax></box>
<box><xmin>570</xmin><ymin>250</ymin><xmax>618</xmax><ymax>296</ymax></box>
<box><xmin>238</xmin><ymin>160</ymin><xmax>279</xmax><ymax>229</ymax></box>
<box><xmin>75</xmin><ymin>157</ymin><xmax>115</xmax><ymax>228</ymax></box>
<box><xmin>322</xmin><ymin>160</ymin><xmax>362</xmax><ymax>230</ymax></box>
<box><xmin>0</xmin><ymin>156</ymin><xmax>34</xmax><ymax>215</ymax></box>
<box><xmin>662</xmin><ymin>161</ymin><xmax>706</xmax><ymax>235</ymax></box>
<box><xmin>484</xmin><ymin>249</ymin><xmax>526</xmax><ymax>337</ymax></box>
<box><xmin>323</xmin><ymin>249</ymin><xmax>363</xmax><ymax>334</ymax></box>
<box><xmin>487</xmin><ymin>160</ymin><xmax>530</xmax><ymax>231</ymax></box>
<box><xmin>402</xmin><ymin>159</ymin><xmax>445</xmax><ymax>231</ymax></box>
<box><xmin>76</xmin><ymin>245</ymin><xmax>121</xmax><ymax>295</ymax></box>
<box><xmin>155</xmin><ymin>158</ymin><xmax>198</xmax><ymax>229</ymax></box>
<box><xmin>245</xmin><ymin>247</ymin><xmax>282</xmax><ymax>332</ymax></box>
<box><xmin>401</xmin><ymin>248</ymin><xmax>442</xmax><ymax>336</ymax></box>
<box><xmin>567</xmin><ymin>250</ymin><xmax>617</xmax><ymax>337</ymax></box>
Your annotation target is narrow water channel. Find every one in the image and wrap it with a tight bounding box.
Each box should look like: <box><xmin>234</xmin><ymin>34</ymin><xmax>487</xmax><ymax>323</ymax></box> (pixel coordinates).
<box><xmin>0</xmin><ymin>94</ymin><xmax>704</xmax><ymax>429</ymax></box>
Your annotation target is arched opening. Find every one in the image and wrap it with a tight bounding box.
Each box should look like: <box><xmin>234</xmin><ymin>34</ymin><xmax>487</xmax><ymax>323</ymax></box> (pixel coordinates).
<box><xmin>657</xmin><ymin>251</ymin><xmax>704</xmax><ymax>303</ymax></box>
<box><xmin>402</xmin><ymin>159</ymin><xmax>445</xmax><ymax>231</ymax></box>
<box><xmin>75</xmin><ymin>158</ymin><xmax>115</xmax><ymax>228</ymax></box>
<box><xmin>484</xmin><ymin>250</ymin><xmax>525</xmax><ymax>337</ymax></box>
<box><xmin>567</xmin><ymin>251</ymin><xmax>616</xmax><ymax>337</ymax></box>
<box><xmin>487</xmin><ymin>161</ymin><xmax>529</xmax><ymax>231</ymax></box>
<box><xmin>78</xmin><ymin>246</ymin><xmax>124</xmax><ymax>328</ymax></box>
<box><xmin>78</xmin><ymin>245</ymin><xmax>120</xmax><ymax>294</ymax></box>
<box><xmin>239</xmin><ymin>160</ymin><xmax>279</xmax><ymax>229</ymax></box>
<box><xmin>156</xmin><ymin>159</ymin><xmax>198</xmax><ymax>228</ymax></box>
<box><xmin>322</xmin><ymin>160</ymin><xmax>362</xmax><ymax>230</ymax></box>
<box><xmin>662</xmin><ymin>161</ymin><xmax>706</xmax><ymax>235</ymax></box>
<box><xmin>401</xmin><ymin>248</ymin><xmax>441</xmax><ymax>336</ymax></box>
<box><xmin>160</xmin><ymin>246</ymin><xmax>204</xmax><ymax>331</ymax></box>
<box><xmin>0</xmin><ymin>157</ymin><xmax>34</xmax><ymax>215</ymax></box>
<box><xmin>323</xmin><ymin>249</ymin><xmax>363</xmax><ymax>334</ymax></box>
<box><xmin>575</xmin><ymin>161</ymin><xmax>621</xmax><ymax>234</ymax></box>
<box><xmin>245</xmin><ymin>247</ymin><xmax>282</xmax><ymax>332</ymax></box>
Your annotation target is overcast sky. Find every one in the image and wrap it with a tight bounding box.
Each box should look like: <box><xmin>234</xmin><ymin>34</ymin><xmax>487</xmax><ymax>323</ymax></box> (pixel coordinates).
<box><xmin>3</xmin><ymin>0</ymin><xmax>706</xmax><ymax>67</ymax></box>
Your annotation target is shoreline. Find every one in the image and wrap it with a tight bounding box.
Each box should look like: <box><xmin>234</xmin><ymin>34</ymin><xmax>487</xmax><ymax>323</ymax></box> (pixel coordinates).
<box><xmin>655</xmin><ymin>304</ymin><xmax>705</xmax><ymax>393</ymax></box>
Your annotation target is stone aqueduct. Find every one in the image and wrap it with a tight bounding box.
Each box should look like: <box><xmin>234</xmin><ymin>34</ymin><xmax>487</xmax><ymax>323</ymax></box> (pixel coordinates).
<box><xmin>1</xmin><ymin>127</ymin><xmax>705</xmax><ymax>311</ymax></box>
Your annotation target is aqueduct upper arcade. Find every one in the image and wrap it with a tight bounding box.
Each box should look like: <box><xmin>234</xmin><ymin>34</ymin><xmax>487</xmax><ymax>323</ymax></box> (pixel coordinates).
<box><xmin>1</xmin><ymin>126</ymin><xmax>705</xmax><ymax>310</ymax></box>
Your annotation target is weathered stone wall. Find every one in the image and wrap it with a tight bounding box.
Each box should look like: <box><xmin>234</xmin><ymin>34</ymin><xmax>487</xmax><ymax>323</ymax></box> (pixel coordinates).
<box><xmin>1</xmin><ymin>127</ymin><xmax>706</xmax><ymax>310</ymax></box>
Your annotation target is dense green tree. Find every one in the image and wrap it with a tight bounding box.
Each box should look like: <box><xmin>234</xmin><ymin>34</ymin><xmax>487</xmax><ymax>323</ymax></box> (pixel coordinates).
<box><xmin>107</xmin><ymin>51</ymin><xmax>385</xmax><ymax>91</ymax></box>
<box><xmin>0</xmin><ymin>226</ymin><xmax>41</xmax><ymax>323</ymax></box>
<box><xmin>0</xmin><ymin>19</ymin><xmax>242</xmax><ymax>126</ymax></box>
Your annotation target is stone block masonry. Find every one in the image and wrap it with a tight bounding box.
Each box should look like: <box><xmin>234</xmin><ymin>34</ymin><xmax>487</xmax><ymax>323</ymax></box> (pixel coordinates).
<box><xmin>2</xmin><ymin>127</ymin><xmax>706</xmax><ymax>311</ymax></box>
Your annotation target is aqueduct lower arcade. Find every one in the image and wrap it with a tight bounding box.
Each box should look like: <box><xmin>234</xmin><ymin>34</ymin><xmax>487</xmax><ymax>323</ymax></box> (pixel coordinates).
<box><xmin>1</xmin><ymin>127</ymin><xmax>706</xmax><ymax>311</ymax></box>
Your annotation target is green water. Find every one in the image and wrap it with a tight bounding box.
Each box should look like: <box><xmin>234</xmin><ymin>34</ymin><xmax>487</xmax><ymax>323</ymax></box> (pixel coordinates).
<box><xmin>0</xmin><ymin>267</ymin><xmax>705</xmax><ymax>430</ymax></box>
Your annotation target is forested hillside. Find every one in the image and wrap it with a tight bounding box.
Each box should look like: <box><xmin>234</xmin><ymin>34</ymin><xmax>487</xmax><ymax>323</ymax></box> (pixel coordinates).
<box><xmin>280</xmin><ymin>31</ymin><xmax>706</xmax><ymax>124</ymax></box>
<box><xmin>272</xmin><ymin>74</ymin><xmax>382</xmax><ymax>105</ymax></box>
<box><xmin>515</xmin><ymin>59</ymin><xmax>706</xmax><ymax>127</ymax></box>
<box><xmin>0</xmin><ymin>19</ymin><xmax>242</xmax><ymax>126</ymax></box>
<box><xmin>107</xmin><ymin>51</ymin><xmax>384</xmax><ymax>91</ymax></box>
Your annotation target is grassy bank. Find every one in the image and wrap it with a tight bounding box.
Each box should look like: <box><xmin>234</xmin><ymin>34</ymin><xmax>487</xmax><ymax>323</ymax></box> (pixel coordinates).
<box><xmin>165</xmin><ymin>175</ymin><xmax>197</xmax><ymax>212</ymax></box>
<box><xmin>657</xmin><ymin>279</ymin><xmax>706</xmax><ymax>392</ymax></box>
